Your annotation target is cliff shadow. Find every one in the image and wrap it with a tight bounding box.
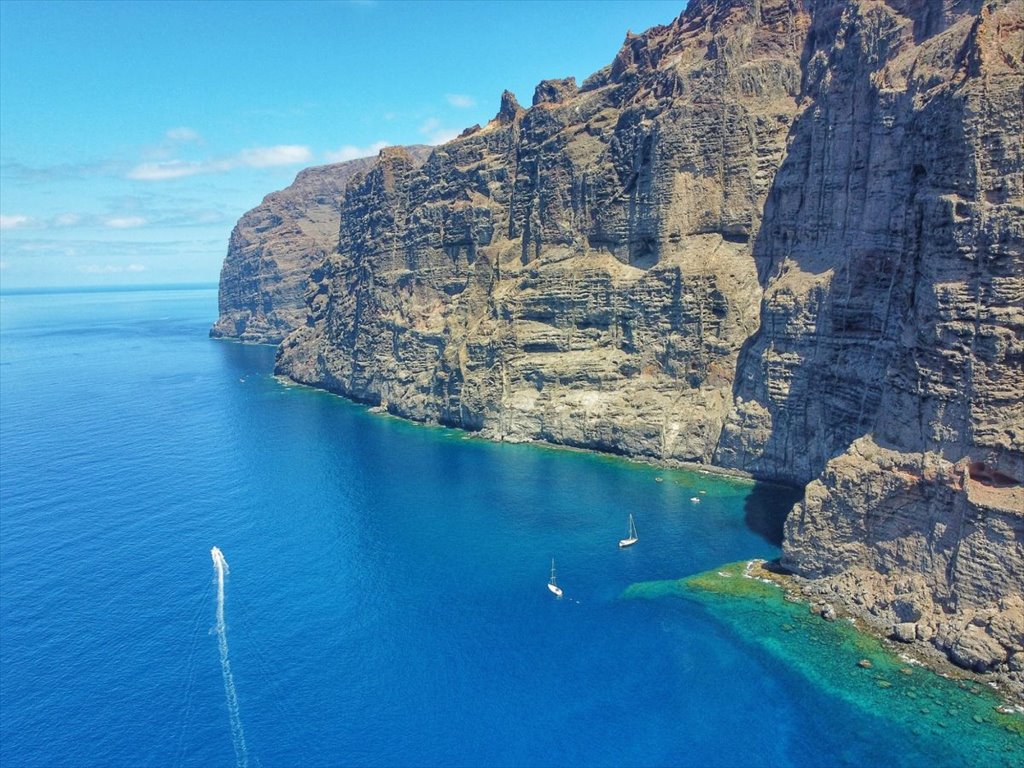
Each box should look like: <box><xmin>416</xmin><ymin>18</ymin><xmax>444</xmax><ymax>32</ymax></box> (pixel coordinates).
<box><xmin>743</xmin><ymin>480</ymin><xmax>803</xmax><ymax>548</ymax></box>
<box><xmin>214</xmin><ymin>338</ymin><xmax>278</xmax><ymax>377</ymax></box>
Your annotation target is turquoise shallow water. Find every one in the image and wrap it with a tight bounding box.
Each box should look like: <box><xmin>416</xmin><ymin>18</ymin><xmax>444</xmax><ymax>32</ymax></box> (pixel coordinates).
<box><xmin>1</xmin><ymin>287</ymin><xmax>1020</xmax><ymax>767</ymax></box>
<box><xmin>625</xmin><ymin>565</ymin><xmax>1024</xmax><ymax>768</ymax></box>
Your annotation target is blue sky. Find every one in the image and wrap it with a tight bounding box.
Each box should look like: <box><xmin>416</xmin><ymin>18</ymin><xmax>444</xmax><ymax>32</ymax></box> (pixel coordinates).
<box><xmin>0</xmin><ymin>0</ymin><xmax>683</xmax><ymax>289</ymax></box>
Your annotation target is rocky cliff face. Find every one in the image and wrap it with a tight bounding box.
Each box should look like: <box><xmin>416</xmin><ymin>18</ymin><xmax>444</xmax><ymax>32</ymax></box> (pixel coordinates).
<box><xmin>217</xmin><ymin>0</ymin><xmax>1023</xmax><ymax>691</ymax></box>
<box><xmin>278</xmin><ymin>0</ymin><xmax>809</xmax><ymax>463</ymax></box>
<box><xmin>787</xmin><ymin>437</ymin><xmax>1023</xmax><ymax>678</ymax></box>
<box><xmin>715</xmin><ymin>0</ymin><xmax>1023</xmax><ymax>688</ymax></box>
<box><xmin>716</xmin><ymin>0</ymin><xmax>1024</xmax><ymax>488</ymax></box>
<box><xmin>211</xmin><ymin>147</ymin><xmax>431</xmax><ymax>344</ymax></box>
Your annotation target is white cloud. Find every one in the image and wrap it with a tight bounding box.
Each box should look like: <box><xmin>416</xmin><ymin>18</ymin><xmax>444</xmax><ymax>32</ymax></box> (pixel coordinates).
<box><xmin>127</xmin><ymin>144</ymin><xmax>313</xmax><ymax>181</ymax></box>
<box><xmin>77</xmin><ymin>263</ymin><xmax>144</xmax><ymax>275</ymax></box>
<box><xmin>105</xmin><ymin>216</ymin><xmax>147</xmax><ymax>229</ymax></box>
<box><xmin>446</xmin><ymin>94</ymin><xmax>475</xmax><ymax>109</ymax></box>
<box><xmin>1</xmin><ymin>160</ymin><xmax>114</xmax><ymax>183</ymax></box>
<box><xmin>190</xmin><ymin>210</ymin><xmax>226</xmax><ymax>225</ymax></box>
<box><xmin>237</xmin><ymin>145</ymin><xmax>312</xmax><ymax>168</ymax></box>
<box><xmin>0</xmin><ymin>214</ymin><xmax>32</xmax><ymax>230</ymax></box>
<box><xmin>418</xmin><ymin>117</ymin><xmax>461</xmax><ymax>146</ymax></box>
<box><xmin>429</xmin><ymin>128</ymin><xmax>462</xmax><ymax>145</ymax></box>
<box><xmin>323</xmin><ymin>141</ymin><xmax>390</xmax><ymax>163</ymax></box>
<box><xmin>53</xmin><ymin>213</ymin><xmax>82</xmax><ymax>227</ymax></box>
<box><xmin>419</xmin><ymin>117</ymin><xmax>442</xmax><ymax>134</ymax></box>
<box><xmin>166</xmin><ymin>127</ymin><xmax>202</xmax><ymax>143</ymax></box>
<box><xmin>128</xmin><ymin>160</ymin><xmax>204</xmax><ymax>181</ymax></box>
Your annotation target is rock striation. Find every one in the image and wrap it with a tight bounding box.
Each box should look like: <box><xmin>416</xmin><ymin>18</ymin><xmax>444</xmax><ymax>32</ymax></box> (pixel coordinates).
<box><xmin>787</xmin><ymin>436</ymin><xmax>1023</xmax><ymax>680</ymax></box>
<box><xmin>210</xmin><ymin>147</ymin><xmax>431</xmax><ymax>344</ymax></box>
<box><xmin>732</xmin><ymin>0</ymin><xmax>1024</xmax><ymax>693</ymax></box>
<box><xmin>278</xmin><ymin>0</ymin><xmax>809</xmax><ymax>463</ymax></box>
<box><xmin>215</xmin><ymin>0</ymin><xmax>1023</xmax><ymax>693</ymax></box>
<box><xmin>716</xmin><ymin>0</ymin><xmax>1024</xmax><ymax>489</ymax></box>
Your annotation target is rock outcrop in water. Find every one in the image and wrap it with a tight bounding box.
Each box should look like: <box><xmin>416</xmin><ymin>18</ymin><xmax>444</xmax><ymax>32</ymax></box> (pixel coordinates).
<box><xmin>215</xmin><ymin>0</ymin><xmax>1023</xmax><ymax>694</ymax></box>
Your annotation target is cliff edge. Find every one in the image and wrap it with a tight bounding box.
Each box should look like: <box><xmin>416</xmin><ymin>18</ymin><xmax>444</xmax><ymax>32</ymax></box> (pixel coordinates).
<box><xmin>210</xmin><ymin>147</ymin><xmax>431</xmax><ymax>344</ymax></box>
<box><xmin>214</xmin><ymin>0</ymin><xmax>1023</xmax><ymax>695</ymax></box>
<box><xmin>278</xmin><ymin>0</ymin><xmax>810</xmax><ymax>464</ymax></box>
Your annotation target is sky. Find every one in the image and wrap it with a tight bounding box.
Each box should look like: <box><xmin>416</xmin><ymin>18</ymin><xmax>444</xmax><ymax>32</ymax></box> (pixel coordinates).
<box><xmin>0</xmin><ymin>0</ymin><xmax>684</xmax><ymax>290</ymax></box>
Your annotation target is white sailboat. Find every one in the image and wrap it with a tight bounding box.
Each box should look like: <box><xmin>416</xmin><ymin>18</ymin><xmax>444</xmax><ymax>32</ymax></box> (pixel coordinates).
<box><xmin>618</xmin><ymin>513</ymin><xmax>638</xmax><ymax>548</ymax></box>
<box><xmin>547</xmin><ymin>558</ymin><xmax>563</xmax><ymax>597</ymax></box>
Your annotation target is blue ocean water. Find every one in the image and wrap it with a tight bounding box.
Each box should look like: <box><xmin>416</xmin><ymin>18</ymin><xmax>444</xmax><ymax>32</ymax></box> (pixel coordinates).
<box><xmin>1</xmin><ymin>288</ymin><xmax>1019</xmax><ymax>767</ymax></box>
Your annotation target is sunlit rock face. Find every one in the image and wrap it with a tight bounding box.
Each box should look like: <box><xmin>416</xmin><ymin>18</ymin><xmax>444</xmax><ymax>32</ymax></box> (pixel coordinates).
<box><xmin>211</xmin><ymin>148</ymin><xmax>432</xmax><ymax>344</ymax></box>
<box><xmin>277</xmin><ymin>0</ymin><xmax>809</xmax><ymax>463</ymax></box>
<box><xmin>218</xmin><ymin>0</ymin><xmax>1023</xmax><ymax>689</ymax></box>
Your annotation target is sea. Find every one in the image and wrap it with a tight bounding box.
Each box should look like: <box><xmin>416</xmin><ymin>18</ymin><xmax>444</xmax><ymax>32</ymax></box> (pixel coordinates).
<box><xmin>1</xmin><ymin>286</ymin><xmax>1020</xmax><ymax>768</ymax></box>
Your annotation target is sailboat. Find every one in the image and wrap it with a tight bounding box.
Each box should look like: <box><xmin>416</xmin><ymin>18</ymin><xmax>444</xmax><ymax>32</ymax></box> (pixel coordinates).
<box><xmin>547</xmin><ymin>558</ymin><xmax>563</xmax><ymax>597</ymax></box>
<box><xmin>618</xmin><ymin>513</ymin><xmax>638</xmax><ymax>548</ymax></box>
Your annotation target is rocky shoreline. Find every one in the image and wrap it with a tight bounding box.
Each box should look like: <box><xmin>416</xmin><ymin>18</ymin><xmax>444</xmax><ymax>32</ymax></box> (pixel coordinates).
<box><xmin>280</xmin><ymin>371</ymin><xmax>792</xmax><ymax>487</ymax></box>
<box><xmin>217</xmin><ymin>0</ymin><xmax>1023</xmax><ymax>709</ymax></box>
<box><xmin>625</xmin><ymin>559</ymin><xmax>1024</xmax><ymax>760</ymax></box>
<box><xmin>747</xmin><ymin>559</ymin><xmax>1024</xmax><ymax>708</ymax></box>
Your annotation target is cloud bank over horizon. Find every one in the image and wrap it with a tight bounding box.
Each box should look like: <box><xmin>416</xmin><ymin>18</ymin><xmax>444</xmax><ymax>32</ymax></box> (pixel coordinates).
<box><xmin>127</xmin><ymin>144</ymin><xmax>314</xmax><ymax>181</ymax></box>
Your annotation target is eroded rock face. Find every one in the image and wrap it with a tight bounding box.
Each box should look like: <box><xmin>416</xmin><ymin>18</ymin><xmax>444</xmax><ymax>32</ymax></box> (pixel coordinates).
<box><xmin>716</xmin><ymin>0</ymin><xmax>1024</xmax><ymax>488</ymax></box>
<box><xmin>278</xmin><ymin>0</ymin><xmax>809</xmax><ymax>463</ymax></box>
<box><xmin>785</xmin><ymin>436</ymin><xmax>1024</xmax><ymax>688</ymax></box>
<box><xmin>217</xmin><ymin>0</ymin><xmax>1024</xmax><ymax>689</ymax></box>
<box><xmin>719</xmin><ymin>0</ymin><xmax>1024</xmax><ymax>683</ymax></box>
<box><xmin>211</xmin><ymin>148</ymin><xmax>431</xmax><ymax>344</ymax></box>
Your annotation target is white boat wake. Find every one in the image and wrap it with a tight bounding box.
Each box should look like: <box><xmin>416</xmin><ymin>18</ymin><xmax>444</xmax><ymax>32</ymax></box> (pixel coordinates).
<box><xmin>211</xmin><ymin>546</ymin><xmax>249</xmax><ymax>768</ymax></box>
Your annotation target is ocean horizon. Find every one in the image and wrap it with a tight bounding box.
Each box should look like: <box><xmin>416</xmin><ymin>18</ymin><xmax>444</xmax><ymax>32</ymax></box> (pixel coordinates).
<box><xmin>1</xmin><ymin>286</ymin><xmax>1020</xmax><ymax>767</ymax></box>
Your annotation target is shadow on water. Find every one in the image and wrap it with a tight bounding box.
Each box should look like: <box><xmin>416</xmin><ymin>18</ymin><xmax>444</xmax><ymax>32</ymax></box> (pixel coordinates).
<box><xmin>743</xmin><ymin>480</ymin><xmax>803</xmax><ymax>547</ymax></box>
<box><xmin>213</xmin><ymin>339</ymin><xmax>277</xmax><ymax>375</ymax></box>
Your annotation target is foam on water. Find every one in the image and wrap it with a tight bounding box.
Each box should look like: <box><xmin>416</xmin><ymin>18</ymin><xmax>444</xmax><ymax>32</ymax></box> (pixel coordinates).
<box><xmin>211</xmin><ymin>547</ymin><xmax>248</xmax><ymax>768</ymax></box>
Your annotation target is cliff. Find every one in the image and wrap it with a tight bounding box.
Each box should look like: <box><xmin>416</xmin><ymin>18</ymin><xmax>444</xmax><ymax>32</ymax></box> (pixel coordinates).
<box><xmin>716</xmin><ymin>0</ymin><xmax>1024</xmax><ymax>488</ymax></box>
<box><xmin>215</xmin><ymin>0</ymin><xmax>1023</xmax><ymax>693</ymax></box>
<box><xmin>786</xmin><ymin>436</ymin><xmax>1023</xmax><ymax>678</ymax></box>
<box><xmin>210</xmin><ymin>147</ymin><xmax>431</xmax><ymax>344</ymax></box>
<box><xmin>721</xmin><ymin>0</ymin><xmax>1024</xmax><ymax>688</ymax></box>
<box><xmin>278</xmin><ymin>0</ymin><xmax>810</xmax><ymax>463</ymax></box>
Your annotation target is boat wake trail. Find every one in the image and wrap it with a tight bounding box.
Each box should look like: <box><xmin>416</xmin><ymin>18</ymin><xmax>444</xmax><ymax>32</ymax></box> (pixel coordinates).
<box><xmin>211</xmin><ymin>546</ymin><xmax>249</xmax><ymax>768</ymax></box>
